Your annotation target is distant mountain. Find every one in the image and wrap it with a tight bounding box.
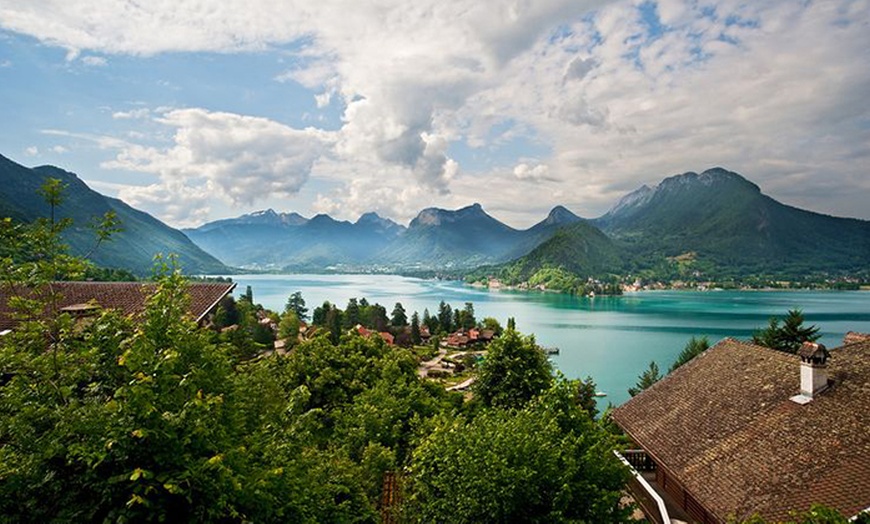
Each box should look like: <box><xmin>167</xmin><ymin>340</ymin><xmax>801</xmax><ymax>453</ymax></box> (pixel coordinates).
<box><xmin>184</xmin><ymin>210</ymin><xmax>406</xmax><ymax>270</ymax></box>
<box><xmin>0</xmin><ymin>154</ymin><xmax>228</xmax><ymax>275</ymax></box>
<box><xmin>594</xmin><ymin>167</ymin><xmax>870</xmax><ymax>275</ymax></box>
<box><xmin>378</xmin><ymin>203</ymin><xmax>524</xmax><ymax>267</ymax></box>
<box><xmin>186</xmin><ymin>203</ymin><xmax>583</xmax><ymax>271</ymax></box>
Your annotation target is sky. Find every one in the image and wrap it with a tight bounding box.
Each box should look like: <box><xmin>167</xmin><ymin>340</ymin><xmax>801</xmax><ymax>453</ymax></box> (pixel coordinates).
<box><xmin>0</xmin><ymin>0</ymin><xmax>868</xmax><ymax>229</ymax></box>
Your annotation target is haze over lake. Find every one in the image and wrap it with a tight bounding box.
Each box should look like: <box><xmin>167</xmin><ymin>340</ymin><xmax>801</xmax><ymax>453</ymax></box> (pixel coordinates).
<box><xmin>226</xmin><ymin>274</ymin><xmax>870</xmax><ymax>406</ymax></box>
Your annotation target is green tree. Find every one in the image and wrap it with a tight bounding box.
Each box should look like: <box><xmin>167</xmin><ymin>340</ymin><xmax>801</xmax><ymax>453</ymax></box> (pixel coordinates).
<box><xmin>284</xmin><ymin>290</ymin><xmax>308</xmax><ymax>321</ymax></box>
<box><xmin>459</xmin><ymin>302</ymin><xmax>476</xmax><ymax>330</ymax></box>
<box><xmin>752</xmin><ymin>309</ymin><xmax>821</xmax><ymax>353</ymax></box>
<box><xmin>278</xmin><ymin>310</ymin><xmax>301</xmax><ymax>341</ymax></box>
<box><xmin>391</xmin><ymin>302</ymin><xmax>408</xmax><ymax>327</ymax></box>
<box><xmin>422</xmin><ymin>308</ymin><xmax>438</xmax><ymax>334</ymax></box>
<box><xmin>473</xmin><ymin>329</ymin><xmax>552</xmax><ymax>409</ymax></box>
<box><xmin>405</xmin><ymin>380</ymin><xmax>629</xmax><ymax>523</ymax></box>
<box><xmin>736</xmin><ymin>504</ymin><xmax>868</xmax><ymax>524</ymax></box>
<box><xmin>344</xmin><ymin>297</ymin><xmax>361</xmax><ymax>328</ymax></box>
<box><xmin>437</xmin><ymin>300</ymin><xmax>453</xmax><ymax>333</ymax></box>
<box><xmin>327</xmin><ymin>306</ymin><xmax>343</xmax><ymax>345</ymax></box>
<box><xmin>628</xmin><ymin>361</ymin><xmax>661</xmax><ymax>397</ymax></box>
<box><xmin>669</xmin><ymin>335</ymin><xmax>710</xmax><ymax>372</ymax></box>
<box><xmin>480</xmin><ymin>317</ymin><xmax>503</xmax><ymax>336</ymax></box>
<box><xmin>410</xmin><ymin>311</ymin><xmax>422</xmax><ymax>345</ymax></box>
<box><xmin>311</xmin><ymin>300</ymin><xmax>332</xmax><ymax>326</ymax></box>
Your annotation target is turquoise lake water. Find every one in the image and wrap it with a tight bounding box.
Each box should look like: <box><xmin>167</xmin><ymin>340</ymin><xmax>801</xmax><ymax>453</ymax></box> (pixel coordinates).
<box><xmin>225</xmin><ymin>274</ymin><xmax>870</xmax><ymax>407</ymax></box>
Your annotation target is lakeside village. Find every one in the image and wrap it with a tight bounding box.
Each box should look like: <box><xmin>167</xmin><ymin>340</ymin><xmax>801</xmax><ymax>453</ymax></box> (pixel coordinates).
<box><xmin>222</xmin><ymin>288</ymin><xmax>526</xmax><ymax>391</ymax></box>
<box><xmin>470</xmin><ymin>272</ymin><xmax>867</xmax><ymax>296</ymax></box>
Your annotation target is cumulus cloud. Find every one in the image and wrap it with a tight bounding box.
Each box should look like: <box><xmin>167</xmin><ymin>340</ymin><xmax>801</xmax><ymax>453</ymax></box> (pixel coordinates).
<box><xmin>3</xmin><ymin>0</ymin><xmax>869</xmax><ymax>223</ymax></box>
<box><xmin>513</xmin><ymin>162</ymin><xmax>557</xmax><ymax>182</ymax></box>
<box><xmin>104</xmin><ymin>108</ymin><xmax>334</xmax><ymax>226</ymax></box>
<box><xmin>24</xmin><ymin>146</ymin><xmax>38</xmax><ymax>156</ymax></box>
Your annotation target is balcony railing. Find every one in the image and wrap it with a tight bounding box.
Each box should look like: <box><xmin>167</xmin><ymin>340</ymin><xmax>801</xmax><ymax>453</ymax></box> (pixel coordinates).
<box><xmin>615</xmin><ymin>450</ymin><xmax>670</xmax><ymax>524</ymax></box>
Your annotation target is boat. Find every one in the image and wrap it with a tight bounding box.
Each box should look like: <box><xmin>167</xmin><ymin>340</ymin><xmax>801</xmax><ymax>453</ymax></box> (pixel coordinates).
<box><xmin>594</xmin><ymin>391</ymin><xmax>607</xmax><ymax>397</ymax></box>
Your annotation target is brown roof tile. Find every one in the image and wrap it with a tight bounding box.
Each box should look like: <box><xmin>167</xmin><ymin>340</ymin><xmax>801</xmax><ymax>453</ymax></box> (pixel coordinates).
<box><xmin>0</xmin><ymin>281</ymin><xmax>235</xmax><ymax>329</ymax></box>
<box><xmin>612</xmin><ymin>338</ymin><xmax>870</xmax><ymax>522</ymax></box>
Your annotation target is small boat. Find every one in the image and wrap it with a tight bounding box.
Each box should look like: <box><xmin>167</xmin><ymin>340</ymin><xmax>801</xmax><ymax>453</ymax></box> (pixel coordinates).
<box><xmin>543</xmin><ymin>346</ymin><xmax>560</xmax><ymax>355</ymax></box>
<box><xmin>594</xmin><ymin>391</ymin><xmax>607</xmax><ymax>397</ymax></box>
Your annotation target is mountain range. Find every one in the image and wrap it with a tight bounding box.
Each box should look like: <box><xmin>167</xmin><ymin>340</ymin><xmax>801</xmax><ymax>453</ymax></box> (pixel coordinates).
<box><xmin>0</xmin><ymin>154</ymin><xmax>227</xmax><ymax>275</ymax></box>
<box><xmin>2</xmin><ymin>153</ymin><xmax>867</xmax><ymax>283</ymax></box>
<box><xmin>182</xmin><ymin>203</ymin><xmax>582</xmax><ymax>271</ymax></box>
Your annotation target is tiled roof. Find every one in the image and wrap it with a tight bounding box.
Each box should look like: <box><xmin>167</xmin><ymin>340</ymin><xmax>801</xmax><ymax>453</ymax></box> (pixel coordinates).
<box><xmin>612</xmin><ymin>338</ymin><xmax>870</xmax><ymax>522</ymax></box>
<box><xmin>0</xmin><ymin>281</ymin><xmax>235</xmax><ymax>329</ymax></box>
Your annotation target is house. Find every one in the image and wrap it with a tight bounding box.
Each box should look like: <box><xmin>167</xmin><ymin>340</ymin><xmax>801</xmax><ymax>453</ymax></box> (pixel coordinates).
<box><xmin>611</xmin><ymin>337</ymin><xmax>870</xmax><ymax>524</ymax></box>
<box><xmin>354</xmin><ymin>324</ymin><xmax>395</xmax><ymax>345</ymax></box>
<box><xmin>0</xmin><ymin>281</ymin><xmax>236</xmax><ymax>330</ymax></box>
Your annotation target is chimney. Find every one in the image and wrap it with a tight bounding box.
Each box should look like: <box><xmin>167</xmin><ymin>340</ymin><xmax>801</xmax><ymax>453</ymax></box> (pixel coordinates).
<box><xmin>798</xmin><ymin>342</ymin><xmax>830</xmax><ymax>398</ymax></box>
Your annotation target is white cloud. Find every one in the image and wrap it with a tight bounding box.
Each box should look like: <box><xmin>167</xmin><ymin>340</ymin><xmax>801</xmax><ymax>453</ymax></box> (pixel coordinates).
<box><xmin>513</xmin><ymin>162</ymin><xmax>558</xmax><ymax>182</ymax></box>
<box><xmin>3</xmin><ymin>0</ymin><xmax>869</xmax><ymax>223</ymax></box>
<box><xmin>50</xmin><ymin>145</ymin><xmax>68</xmax><ymax>154</ymax></box>
<box><xmin>112</xmin><ymin>108</ymin><xmax>151</xmax><ymax>120</ymax></box>
<box><xmin>81</xmin><ymin>55</ymin><xmax>107</xmax><ymax>66</ymax></box>
<box><xmin>24</xmin><ymin>146</ymin><xmax>38</xmax><ymax>156</ymax></box>
<box><xmin>103</xmin><ymin>108</ymin><xmax>334</xmax><ymax>226</ymax></box>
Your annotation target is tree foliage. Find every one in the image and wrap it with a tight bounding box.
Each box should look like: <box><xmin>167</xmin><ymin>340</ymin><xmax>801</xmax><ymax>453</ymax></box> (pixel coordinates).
<box><xmin>752</xmin><ymin>309</ymin><xmax>821</xmax><ymax>353</ymax></box>
<box><xmin>0</xmin><ymin>180</ymin><xmax>639</xmax><ymax>521</ymax></box>
<box><xmin>628</xmin><ymin>360</ymin><xmax>661</xmax><ymax>397</ymax></box>
<box><xmin>669</xmin><ymin>335</ymin><xmax>710</xmax><ymax>372</ymax></box>
<box><xmin>405</xmin><ymin>380</ymin><xmax>629</xmax><ymax>523</ymax></box>
<box><xmin>473</xmin><ymin>328</ymin><xmax>553</xmax><ymax>409</ymax></box>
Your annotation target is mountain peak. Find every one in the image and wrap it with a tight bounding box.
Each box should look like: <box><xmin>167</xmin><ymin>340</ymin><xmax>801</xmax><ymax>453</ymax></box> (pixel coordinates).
<box><xmin>545</xmin><ymin>205</ymin><xmax>581</xmax><ymax>225</ymax></box>
<box><xmin>660</xmin><ymin>168</ymin><xmax>760</xmax><ymax>194</ymax></box>
<box><xmin>410</xmin><ymin>203</ymin><xmax>506</xmax><ymax>229</ymax></box>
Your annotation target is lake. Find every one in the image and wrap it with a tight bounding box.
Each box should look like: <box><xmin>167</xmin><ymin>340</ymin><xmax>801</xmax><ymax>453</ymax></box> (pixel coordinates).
<box><xmin>225</xmin><ymin>274</ymin><xmax>870</xmax><ymax>407</ymax></box>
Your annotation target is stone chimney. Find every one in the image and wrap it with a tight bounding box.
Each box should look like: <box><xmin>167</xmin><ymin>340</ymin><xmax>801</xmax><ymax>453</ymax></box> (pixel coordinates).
<box><xmin>797</xmin><ymin>342</ymin><xmax>830</xmax><ymax>398</ymax></box>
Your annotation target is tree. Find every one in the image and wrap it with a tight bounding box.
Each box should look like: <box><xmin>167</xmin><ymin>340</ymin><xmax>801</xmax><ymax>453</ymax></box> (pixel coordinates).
<box><xmin>327</xmin><ymin>306</ymin><xmax>343</xmax><ymax>345</ymax></box>
<box><xmin>422</xmin><ymin>308</ymin><xmax>438</xmax><ymax>335</ymax></box>
<box><xmin>628</xmin><ymin>361</ymin><xmax>661</xmax><ymax>397</ymax></box>
<box><xmin>669</xmin><ymin>335</ymin><xmax>710</xmax><ymax>372</ymax></box>
<box><xmin>410</xmin><ymin>312</ymin><xmax>422</xmax><ymax>345</ymax></box>
<box><xmin>437</xmin><ymin>301</ymin><xmax>453</xmax><ymax>333</ymax></box>
<box><xmin>391</xmin><ymin>302</ymin><xmax>408</xmax><ymax>327</ymax></box>
<box><xmin>406</xmin><ymin>380</ymin><xmax>629</xmax><ymax>523</ymax></box>
<box><xmin>278</xmin><ymin>310</ymin><xmax>301</xmax><ymax>341</ymax></box>
<box><xmin>480</xmin><ymin>317</ymin><xmax>503</xmax><ymax>336</ymax></box>
<box><xmin>312</xmin><ymin>300</ymin><xmax>332</xmax><ymax>326</ymax></box>
<box><xmin>736</xmin><ymin>505</ymin><xmax>869</xmax><ymax>524</ymax></box>
<box><xmin>284</xmin><ymin>291</ymin><xmax>308</xmax><ymax>321</ymax></box>
<box><xmin>344</xmin><ymin>297</ymin><xmax>361</xmax><ymax>328</ymax></box>
<box><xmin>752</xmin><ymin>309</ymin><xmax>821</xmax><ymax>353</ymax></box>
<box><xmin>459</xmin><ymin>302</ymin><xmax>476</xmax><ymax>330</ymax></box>
<box><xmin>507</xmin><ymin>317</ymin><xmax>517</xmax><ymax>331</ymax></box>
<box><xmin>243</xmin><ymin>284</ymin><xmax>254</xmax><ymax>303</ymax></box>
<box><xmin>473</xmin><ymin>329</ymin><xmax>552</xmax><ymax>409</ymax></box>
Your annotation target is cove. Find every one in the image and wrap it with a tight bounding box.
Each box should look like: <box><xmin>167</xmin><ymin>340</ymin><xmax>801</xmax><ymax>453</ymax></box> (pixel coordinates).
<box><xmin>224</xmin><ymin>274</ymin><xmax>870</xmax><ymax>407</ymax></box>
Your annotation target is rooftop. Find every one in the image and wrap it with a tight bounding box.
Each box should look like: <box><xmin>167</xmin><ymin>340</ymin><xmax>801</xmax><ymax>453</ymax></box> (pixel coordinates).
<box><xmin>612</xmin><ymin>338</ymin><xmax>870</xmax><ymax>522</ymax></box>
<box><xmin>0</xmin><ymin>281</ymin><xmax>236</xmax><ymax>329</ymax></box>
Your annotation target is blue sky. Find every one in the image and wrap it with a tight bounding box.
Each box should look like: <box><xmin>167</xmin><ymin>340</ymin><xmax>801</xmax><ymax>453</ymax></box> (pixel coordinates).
<box><xmin>1</xmin><ymin>0</ymin><xmax>868</xmax><ymax>228</ymax></box>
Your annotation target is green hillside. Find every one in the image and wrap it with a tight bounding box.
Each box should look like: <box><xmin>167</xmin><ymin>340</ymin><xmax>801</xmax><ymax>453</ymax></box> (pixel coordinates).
<box><xmin>0</xmin><ymin>154</ymin><xmax>228</xmax><ymax>275</ymax></box>
<box><xmin>473</xmin><ymin>221</ymin><xmax>626</xmax><ymax>293</ymax></box>
<box><xmin>595</xmin><ymin>168</ymin><xmax>870</xmax><ymax>277</ymax></box>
